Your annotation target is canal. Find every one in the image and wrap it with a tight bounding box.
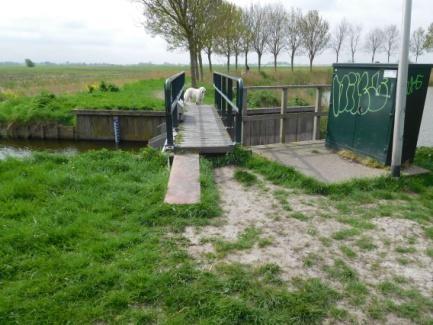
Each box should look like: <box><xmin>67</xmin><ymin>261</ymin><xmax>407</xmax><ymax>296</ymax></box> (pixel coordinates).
<box><xmin>0</xmin><ymin>139</ymin><xmax>147</xmax><ymax>160</ymax></box>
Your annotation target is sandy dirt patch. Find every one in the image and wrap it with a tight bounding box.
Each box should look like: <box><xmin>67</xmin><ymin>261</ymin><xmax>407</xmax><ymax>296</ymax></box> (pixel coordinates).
<box><xmin>184</xmin><ymin>166</ymin><xmax>433</xmax><ymax>322</ymax></box>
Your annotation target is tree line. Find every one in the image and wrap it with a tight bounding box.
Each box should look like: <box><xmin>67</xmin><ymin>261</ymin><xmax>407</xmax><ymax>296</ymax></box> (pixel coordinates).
<box><xmin>138</xmin><ymin>0</ymin><xmax>433</xmax><ymax>87</ymax></box>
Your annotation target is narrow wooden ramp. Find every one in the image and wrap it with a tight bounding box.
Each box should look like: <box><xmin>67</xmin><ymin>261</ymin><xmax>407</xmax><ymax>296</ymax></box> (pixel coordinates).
<box><xmin>176</xmin><ymin>104</ymin><xmax>233</xmax><ymax>153</ymax></box>
<box><xmin>164</xmin><ymin>154</ymin><xmax>200</xmax><ymax>204</ymax></box>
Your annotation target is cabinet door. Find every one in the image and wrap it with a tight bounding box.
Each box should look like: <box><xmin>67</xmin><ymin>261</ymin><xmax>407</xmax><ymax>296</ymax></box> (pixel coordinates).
<box><xmin>327</xmin><ymin>68</ymin><xmax>359</xmax><ymax>149</ymax></box>
<box><xmin>353</xmin><ymin>69</ymin><xmax>397</xmax><ymax>163</ymax></box>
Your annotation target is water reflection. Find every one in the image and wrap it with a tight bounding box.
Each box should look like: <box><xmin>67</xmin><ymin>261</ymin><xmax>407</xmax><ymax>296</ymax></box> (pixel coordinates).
<box><xmin>418</xmin><ymin>87</ymin><xmax>433</xmax><ymax>147</ymax></box>
<box><xmin>0</xmin><ymin>139</ymin><xmax>147</xmax><ymax>160</ymax></box>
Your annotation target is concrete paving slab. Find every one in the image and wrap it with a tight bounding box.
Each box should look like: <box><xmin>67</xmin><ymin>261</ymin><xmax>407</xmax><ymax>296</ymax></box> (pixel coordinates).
<box><xmin>251</xmin><ymin>141</ymin><xmax>429</xmax><ymax>184</ymax></box>
<box><xmin>165</xmin><ymin>154</ymin><xmax>200</xmax><ymax>204</ymax></box>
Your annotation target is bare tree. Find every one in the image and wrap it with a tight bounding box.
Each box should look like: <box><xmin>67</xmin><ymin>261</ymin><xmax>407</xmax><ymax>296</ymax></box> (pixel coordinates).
<box><xmin>383</xmin><ymin>24</ymin><xmax>399</xmax><ymax>63</ymax></box>
<box><xmin>139</xmin><ymin>0</ymin><xmax>209</xmax><ymax>87</ymax></box>
<box><xmin>266</xmin><ymin>4</ymin><xmax>288</xmax><ymax>71</ymax></box>
<box><xmin>233</xmin><ymin>26</ymin><xmax>244</xmax><ymax>71</ymax></box>
<box><xmin>249</xmin><ymin>4</ymin><xmax>270</xmax><ymax>71</ymax></box>
<box><xmin>286</xmin><ymin>8</ymin><xmax>303</xmax><ymax>72</ymax></box>
<box><xmin>201</xmin><ymin>1</ymin><xmax>224</xmax><ymax>73</ymax></box>
<box><xmin>214</xmin><ymin>3</ymin><xmax>242</xmax><ymax>72</ymax></box>
<box><xmin>240</xmin><ymin>10</ymin><xmax>254</xmax><ymax>71</ymax></box>
<box><xmin>410</xmin><ymin>27</ymin><xmax>426</xmax><ymax>62</ymax></box>
<box><xmin>365</xmin><ymin>28</ymin><xmax>385</xmax><ymax>63</ymax></box>
<box><xmin>348</xmin><ymin>24</ymin><xmax>362</xmax><ymax>63</ymax></box>
<box><xmin>330</xmin><ymin>19</ymin><xmax>349</xmax><ymax>63</ymax></box>
<box><xmin>299</xmin><ymin>10</ymin><xmax>330</xmax><ymax>72</ymax></box>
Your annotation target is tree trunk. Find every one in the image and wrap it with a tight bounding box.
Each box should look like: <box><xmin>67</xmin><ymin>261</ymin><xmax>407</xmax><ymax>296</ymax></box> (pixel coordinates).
<box><xmin>336</xmin><ymin>52</ymin><xmax>339</xmax><ymax>63</ymax></box>
<box><xmin>309</xmin><ymin>56</ymin><xmax>313</xmax><ymax>72</ymax></box>
<box><xmin>416</xmin><ymin>53</ymin><xmax>419</xmax><ymax>62</ymax></box>
<box><xmin>290</xmin><ymin>51</ymin><xmax>295</xmax><ymax>72</ymax></box>
<box><xmin>387</xmin><ymin>52</ymin><xmax>390</xmax><ymax>63</ymax></box>
<box><xmin>198</xmin><ymin>51</ymin><xmax>204</xmax><ymax>81</ymax></box>
<box><xmin>227</xmin><ymin>55</ymin><xmax>230</xmax><ymax>72</ymax></box>
<box><xmin>274</xmin><ymin>54</ymin><xmax>277</xmax><ymax>71</ymax></box>
<box><xmin>235</xmin><ymin>54</ymin><xmax>238</xmax><ymax>71</ymax></box>
<box><xmin>195</xmin><ymin>55</ymin><xmax>200</xmax><ymax>83</ymax></box>
<box><xmin>245</xmin><ymin>51</ymin><xmax>248</xmax><ymax>70</ymax></box>
<box><xmin>194</xmin><ymin>55</ymin><xmax>200</xmax><ymax>84</ymax></box>
<box><xmin>258</xmin><ymin>53</ymin><xmax>262</xmax><ymax>71</ymax></box>
<box><xmin>189</xmin><ymin>46</ymin><xmax>197</xmax><ymax>88</ymax></box>
<box><xmin>371</xmin><ymin>50</ymin><xmax>375</xmax><ymax>63</ymax></box>
<box><xmin>352</xmin><ymin>51</ymin><xmax>355</xmax><ymax>63</ymax></box>
<box><xmin>207</xmin><ymin>51</ymin><xmax>213</xmax><ymax>73</ymax></box>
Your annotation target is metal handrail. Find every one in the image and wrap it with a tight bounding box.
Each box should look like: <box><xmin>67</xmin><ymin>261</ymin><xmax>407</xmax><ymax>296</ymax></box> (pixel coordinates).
<box><xmin>164</xmin><ymin>71</ymin><xmax>185</xmax><ymax>147</ymax></box>
<box><xmin>213</xmin><ymin>85</ymin><xmax>239</xmax><ymax>114</ymax></box>
<box><xmin>245</xmin><ymin>84</ymin><xmax>330</xmax><ymax>90</ymax></box>
<box><xmin>213</xmin><ymin>72</ymin><xmax>244</xmax><ymax>144</ymax></box>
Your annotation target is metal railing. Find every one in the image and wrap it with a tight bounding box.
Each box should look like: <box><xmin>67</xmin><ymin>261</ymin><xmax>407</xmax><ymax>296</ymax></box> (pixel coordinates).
<box><xmin>213</xmin><ymin>72</ymin><xmax>244</xmax><ymax>144</ymax></box>
<box><xmin>243</xmin><ymin>84</ymin><xmax>331</xmax><ymax>143</ymax></box>
<box><xmin>164</xmin><ymin>72</ymin><xmax>185</xmax><ymax>147</ymax></box>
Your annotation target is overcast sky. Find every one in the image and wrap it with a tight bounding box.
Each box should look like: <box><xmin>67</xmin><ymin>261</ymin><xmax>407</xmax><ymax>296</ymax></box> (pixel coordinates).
<box><xmin>1</xmin><ymin>0</ymin><xmax>433</xmax><ymax>65</ymax></box>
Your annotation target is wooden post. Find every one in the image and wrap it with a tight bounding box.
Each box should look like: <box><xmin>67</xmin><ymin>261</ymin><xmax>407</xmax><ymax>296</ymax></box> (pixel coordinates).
<box><xmin>279</xmin><ymin>87</ymin><xmax>288</xmax><ymax>143</ymax></box>
<box><xmin>313</xmin><ymin>87</ymin><xmax>322</xmax><ymax>140</ymax></box>
<box><xmin>242</xmin><ymin>88</ymin><xmax>248</xmax><ymax>116</ymax></box>
<box><xmin>241</xmin><ymin>88</ymin><xmax>248</xmax><ymax>145</ymax></box>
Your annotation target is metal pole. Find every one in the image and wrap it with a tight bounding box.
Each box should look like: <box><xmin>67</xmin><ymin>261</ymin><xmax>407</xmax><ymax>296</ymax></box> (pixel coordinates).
<box><xmin>391</xmin><ymin>0</ymin><xmax>412</xmax><ymax>177</ymax></box>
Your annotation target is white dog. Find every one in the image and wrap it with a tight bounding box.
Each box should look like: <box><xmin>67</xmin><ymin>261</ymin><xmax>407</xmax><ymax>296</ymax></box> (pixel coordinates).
<box><xmin>183</xmin><ymin>87</ymin><xmax>206</xmax><ymax>105</ymax></box>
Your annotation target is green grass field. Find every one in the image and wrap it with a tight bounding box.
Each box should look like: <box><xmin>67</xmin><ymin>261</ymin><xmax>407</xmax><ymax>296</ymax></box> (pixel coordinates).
<box><xmin>0</xmin><ymin>148</ymin><xmax>339</xmax><ymax>323</ymax></box>
<box><xmin>0</xmin><ymin>64</ymin><xmax>187</xmax><ymax>95</ymax></box>
<box><xmin>0</xmin><ymin>64</ymin><xmax>333</xmax><ymax>125</ymax></box>
<box><xmin>1</xmin><ymin>147</ymin><xmax>433</xmax><ymax>323</ymax></box>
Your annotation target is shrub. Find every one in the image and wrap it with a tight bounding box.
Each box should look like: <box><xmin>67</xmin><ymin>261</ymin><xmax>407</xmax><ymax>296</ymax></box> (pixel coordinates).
<box><xmin>107</xmin><ymin>83</ymin><xmax>120</xmax><ymax>92</ymax></box>
<box><xmin>292</xmin><ymin>96</ymin><xmax>309</xmax><ymax>106</ymax></box>
<box><xmin>24</xmin><ymin>58</ymin><xmax>35</xmax><ymax>68</ymax></box>
<box><xmin>86</xmin><ymin>81</ymin><xmax>120</xmax><ymax>93</ymax></box>
<box><xmin>0</xmin><ymin>88</ymin><xmax>19</xmax><ymax>102</ymax></box>
<box><xmin>87</xmin><ymin>84</ymin><xmax>97</xmax><ymax>93</ymax></box>
<box><xmin>33</xmin><ymin>92</ymin><xmax>56</xmax><ymax>108</ymax></box>
<box><xmin>99</xmin><ymin>81</ymin><xmax>108</xmax><ymax>92</ymax></box>
<box><xmin>247</xmin><ymin>90</ymin><xmax>279</xmax><ymax>108</ymax></box>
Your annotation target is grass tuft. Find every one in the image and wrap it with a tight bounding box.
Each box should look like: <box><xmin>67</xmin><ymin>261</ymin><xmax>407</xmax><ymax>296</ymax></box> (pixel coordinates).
<box><xmin>332</xmin><ymin>228</ymin><xmax>361</xmax><ymax>241</ymax></box>
<box><xmin>234</xmin><ymin>169</ymin><xmax>258</xmax><ymax>187</ymax></box>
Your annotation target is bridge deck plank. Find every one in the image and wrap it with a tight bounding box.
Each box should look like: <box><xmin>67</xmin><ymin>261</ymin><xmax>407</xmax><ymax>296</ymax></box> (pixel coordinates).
<box><xmin>176</xmin><ymin>104</ymin><xmax>233</xmax><ymax>153</ymax></box>
<box><xmin>164</xmin><ymin>154</ymin><xmax>200</xmax><ymax>204</ymax></box>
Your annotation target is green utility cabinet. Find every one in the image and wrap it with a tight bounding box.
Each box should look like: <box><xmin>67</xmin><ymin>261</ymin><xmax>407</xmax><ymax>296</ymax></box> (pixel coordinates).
<box><xmin>326</xmin><ymin>63</ymin><xmax>432</xmax><ymax>165</ymax></box>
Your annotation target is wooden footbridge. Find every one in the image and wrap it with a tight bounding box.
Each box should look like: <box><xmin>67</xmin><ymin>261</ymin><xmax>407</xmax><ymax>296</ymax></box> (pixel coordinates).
<box><xmin>163</xmin><ymin>72</ymin><xmax>243</xmax><ymax>154</ymax></box>
<box><xmin>164</xmin><ymin>72</ymin><xmax>244</xmax><ymax>204</ymax></box>
<box><xmin>163</xmin><ymin>71</ymin><xmax>328</xmax><ymax>205</ymax></box>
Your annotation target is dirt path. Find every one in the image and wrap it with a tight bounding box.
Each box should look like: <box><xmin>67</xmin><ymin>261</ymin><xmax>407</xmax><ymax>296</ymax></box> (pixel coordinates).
<box><xmin>184</xmin><ymin>166</ymin><xmax>433</xmax><ymax>323</ymax></box>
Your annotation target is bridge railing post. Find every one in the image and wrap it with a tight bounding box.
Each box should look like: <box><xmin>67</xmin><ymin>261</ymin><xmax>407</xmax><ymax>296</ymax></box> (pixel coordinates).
<box><xmin>313</xmin><ymin>86</ymin><xmax>323</xmax><ymax>140</ymax></box>
<box><xmin>164</xmin><ymin>71</ymin><xmax>185</xmax><ymax>148</ymax></box>
<box><xmin>227</xmin><ymin>78</ymin><xmax>234</xmax><ymax>132</ymax></box>
<box><xmin>280</xmin><ymin>87</ymin><xmax>288</xmax><ymax>144</ymax></box>
<box><xmin>164</xmin><ymin>81</ymin><xmax>174</xmax><ymax>147</ymax></box>
<box><xmin>222</xmin><ymin>76</ymin><xmax>227</xmax><ymax>119</ymax></box>
<box><xmin>235</xmin><ymin>78</ymin><xmax>244</xmax><ymax>144</ymax></box>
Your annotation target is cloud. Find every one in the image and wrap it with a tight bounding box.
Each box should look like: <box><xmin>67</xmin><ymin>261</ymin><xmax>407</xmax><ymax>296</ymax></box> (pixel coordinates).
<box><xmin>0</xmin><ymin>0</ymin><xmax>432</xmax><ymax>64</ymax></box>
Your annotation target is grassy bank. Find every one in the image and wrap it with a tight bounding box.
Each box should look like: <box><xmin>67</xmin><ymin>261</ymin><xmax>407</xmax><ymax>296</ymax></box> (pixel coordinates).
<box><xmin>0</xmin><ymin>79</ymin><xmax>166</xmax><ymax>125</ymax></box>
<box><xmin>0</xmin><ymin>65</ymin><xmax>332</xmax><ymax>125</ymax></box>
<box><xmin>1</xmin><ymin>147</ymin><xmax>433</xmax><ymax>323</ymax></box>
<box><xmin>0</xmin><ymin>148</ymin><xmax>341</xmax><ymax>323</ymax></box>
